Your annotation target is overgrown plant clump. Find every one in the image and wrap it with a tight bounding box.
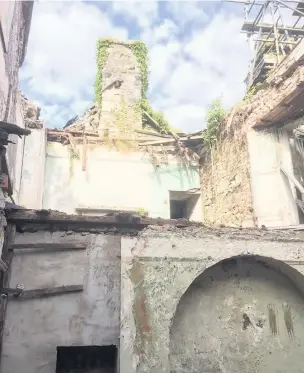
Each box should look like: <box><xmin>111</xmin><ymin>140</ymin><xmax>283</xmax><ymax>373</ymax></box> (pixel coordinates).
<box><xmin>203</xmin><ymin>98</ymin><xmax>226</xmax><ymax>148</ymax></box>
<box><xmin>141</xmin><ymin>99</ymin><xmax>171</xmax><ymax>133</ymax></box>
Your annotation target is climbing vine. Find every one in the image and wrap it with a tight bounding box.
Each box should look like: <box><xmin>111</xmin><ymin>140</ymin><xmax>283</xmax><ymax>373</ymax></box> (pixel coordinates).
<box><xmin>129</xmin><ymin>41</ymin><xmax>149</xmax><ymax>99</ymax></box>
<box><xmin>203</xmin><ymin>98</ymin><xmax>226</xmax><ymax>148</ymax></box>
<box><xmin>94</xmin><ymin>38</ymin><xmax>172</xmax><ymax>135</ymax></box>
<box><xmin>94</xmin><ymin>37</ymin><xmax>113</xmax><ymax>107</ymax></box>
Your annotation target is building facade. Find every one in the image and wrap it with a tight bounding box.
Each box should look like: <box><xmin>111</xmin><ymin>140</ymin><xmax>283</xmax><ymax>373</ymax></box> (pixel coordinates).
<box><xmin>18</xmin><ymin>40</ymin><xmax>203</xmax><ymax>221</ymax></box>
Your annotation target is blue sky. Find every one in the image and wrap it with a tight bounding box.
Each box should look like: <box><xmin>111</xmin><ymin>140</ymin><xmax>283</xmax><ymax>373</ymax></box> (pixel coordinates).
<box><xmin>20</xmin><ymin>0</ymin><xmax>252</xmax><ymax>133</ymax></box>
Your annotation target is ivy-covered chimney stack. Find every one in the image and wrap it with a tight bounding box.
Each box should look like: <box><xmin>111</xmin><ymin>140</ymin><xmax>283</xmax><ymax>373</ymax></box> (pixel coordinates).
<box><xmin>95</xmin><ymin>39</ymin><xmax>148</xmax><ymax>135</ymax></box>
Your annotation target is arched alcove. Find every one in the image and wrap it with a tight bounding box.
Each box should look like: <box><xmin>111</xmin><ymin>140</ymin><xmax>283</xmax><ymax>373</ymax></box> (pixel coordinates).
<box><xmin>170</xmin><ymin>255</ymin><xmax>304</xmax><ymax>373</ymax></box>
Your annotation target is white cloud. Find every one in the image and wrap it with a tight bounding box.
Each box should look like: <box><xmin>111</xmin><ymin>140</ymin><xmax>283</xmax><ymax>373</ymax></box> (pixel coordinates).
<box><xmin>21</xmin><ymin>1</ymin><xmax>251</xmax><ymax>133</ymax></box>
<box><xmin>21</xmin><ymin>1</ymin><xmax>128</xmax><ymax>127</ymax></box>
<box><xmin>111</xmin><ymin>1</ymin><xmax>159</xmax><ymax>29</ymax></box>
<box><xmin>147</xmin><ymin>9</ymin><xmax>250</xmax><ymax>132</ymax></box>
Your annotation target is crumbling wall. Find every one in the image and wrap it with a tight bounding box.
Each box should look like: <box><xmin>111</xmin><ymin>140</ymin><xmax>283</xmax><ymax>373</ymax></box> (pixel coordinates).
<box><xmin>230</xmin><ymin>63</ymin><xmax>303</xmax><ymax>133</ymax></box>
<box><xmin>120</xmin><ymin>228</ymin><xmax>304</xmax><ymax>373</ymax></box>
<box><xmin>170</xmin><ymin>256</ymin><xmax>304</xmax><ymax>373</ymax></box>
<box><xmin>1</xmin><ymin>230</ymin><xmax>121</xmax><ymax>373</ymax></box>
<box><xmin>201</xmin><ymin>134</ymin><xmax>254</xmax><ymax>227</ymax></box>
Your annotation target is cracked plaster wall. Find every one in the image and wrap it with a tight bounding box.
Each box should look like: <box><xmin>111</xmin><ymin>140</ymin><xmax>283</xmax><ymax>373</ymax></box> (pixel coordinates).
<box><xmin>170</xmin><ymin>256</ymin><xmax>304</xmax><ymax>373</ymax></box>
<box><xmin>120</xmin><ymin>229</ymin><xmax>304</xmax><ymax>373</ymax></box>
<box><xmin>2</xmin><ymin>227</ymin><xmax>304</xmax><ymax>373</ymax></box>
<box><xmin>1</xmin><ymin>231</ymin><xmax>121</xmax><ymax>373</ymax></box>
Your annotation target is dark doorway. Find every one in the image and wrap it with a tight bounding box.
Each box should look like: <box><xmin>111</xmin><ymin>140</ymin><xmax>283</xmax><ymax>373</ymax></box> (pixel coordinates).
<box><xmin>56</xmin><ymin>345</ymin><xmax>117</xmax><ymax>373</ymax></box>
<box><xmin>170</xmin><ymin>199</ymin><xmax>188</xmax><ymax>219</ymax></box>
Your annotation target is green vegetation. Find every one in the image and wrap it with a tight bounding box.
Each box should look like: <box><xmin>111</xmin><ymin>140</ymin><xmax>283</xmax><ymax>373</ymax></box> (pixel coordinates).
<box><xmin>141</xmin><ymin>99</ymin><xmax>171</xmax><ymax>133</ymax></box>
<box><xmin>94</xmin><ymin>38</ymin><xmax>171</xmax><ymax>134</ymax></box>
<box><xmin>95</xmin><ymin>38</ymin><xmax>112</xmax><ymax>107</ymax></box>
<box><xmin>135</xmin><ymin>207</ymin><xmax>148</xmax><ymax>217</ymax></box>
<box><xmin>203</xmin><ymin>98</ymin><xmax>226</xmax><ymax>148</ymax></box>
<box><xmin>129</xmin><ymin>41</ymin><xmax>149</xmax><ymax>99</ymax></box>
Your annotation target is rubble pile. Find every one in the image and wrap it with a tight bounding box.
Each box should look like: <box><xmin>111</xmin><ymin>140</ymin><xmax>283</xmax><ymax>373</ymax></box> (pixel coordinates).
<box><xmin>20</xmin><ymin>92</ymin><xmax>44</xmax><ymax>129</ymax></box>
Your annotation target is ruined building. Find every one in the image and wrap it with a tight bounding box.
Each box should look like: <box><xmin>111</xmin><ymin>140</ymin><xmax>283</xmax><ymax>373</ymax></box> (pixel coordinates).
<box><xmin>18</xmin><ymin>39</ymin><xmax>203</xmax><ymax>221</ymax></box>
<box><xmin>3</xmin><ymin>3</ymin><xmax>304</xmax><ymax>373</ymax></box>
<box><xmin>201</xmin><ymin>2</ymin><xmax>304</xmax><ymax>229</ymax></box>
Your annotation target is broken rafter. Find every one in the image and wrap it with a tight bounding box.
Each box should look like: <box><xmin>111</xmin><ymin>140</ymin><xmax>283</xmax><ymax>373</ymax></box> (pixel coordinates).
<box><xmin>139</xmin><ymin>135</ymin><xmax>203</xmax><ymax>146</ymax></box>
<box><xmin>0</xmin><ymin>121</ymin><xmax>31</xmax><ymax>137</ymax></box>
<box><xmin>143</xmin><ymin>110</ymin><xmax>180</xmax><ymax>140</ymax></box>
<box><xmin>48</xmin><ymin>130</ymin><xmax>99</xmax><ymax>138</ymax></box>
<box><xmin>6</xmin><ymin>209</ymin><xmax>194</xmax><ymax>228</ymax></box>
<box><xmin>82</xmin><ymin>135</ymin><xmax>88</xmax><ymax>171</ymax></box>
<box><xmin>2</xmin><ymin>285</ymin><xmax>84</xmax><ymax>299</ymax></box>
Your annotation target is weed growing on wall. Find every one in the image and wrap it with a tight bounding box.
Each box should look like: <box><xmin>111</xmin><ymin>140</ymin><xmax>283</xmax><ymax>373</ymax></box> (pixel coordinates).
<box><xmin>203</xmin><ymin>98</ymin><xmax>226</xmax><ymax>148</ymax></box>
<box><xmin>141</xmin><ymin>99</ymin><xmax>171</xmax><ymax>133</ymax></box>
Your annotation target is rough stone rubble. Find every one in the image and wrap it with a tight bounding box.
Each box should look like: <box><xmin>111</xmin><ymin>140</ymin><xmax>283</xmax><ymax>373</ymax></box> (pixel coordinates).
<box><xmin>20</xmin><ymin>92</ymin><xmax>44</xmax><ymax>129</ymax></box>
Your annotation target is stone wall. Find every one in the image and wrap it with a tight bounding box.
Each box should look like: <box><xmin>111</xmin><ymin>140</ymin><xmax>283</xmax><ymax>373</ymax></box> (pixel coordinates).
<box><xmin>100</xmin><ymin>41</ymin><xmax>142</xmax><ymax>133</ymax></box>
<box><xmin>200</xmin><ymin>134</ymin><xmax>254</xmax><ymax>227</ymax></box>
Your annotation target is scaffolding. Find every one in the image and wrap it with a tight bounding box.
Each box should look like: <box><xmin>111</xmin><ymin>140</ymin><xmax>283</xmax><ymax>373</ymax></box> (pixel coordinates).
<box><xmin>240</xmin><ymin>0</ymin><xmax>304</xmax><ymax>89</ymax></box>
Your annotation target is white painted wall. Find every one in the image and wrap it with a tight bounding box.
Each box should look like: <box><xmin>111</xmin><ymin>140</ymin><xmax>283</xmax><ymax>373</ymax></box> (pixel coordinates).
<box><xmin>19</xmin><ymin>128</ymin><xmax>46</xmax><ymax>209</ymax></box>
<box><xmin>42</xmin><ymin>142</ymin><xmax>202</xmax><ymax>221</ymax></box>
<box><xmin>247</xmin><ymin>128</ymin><xmax>299</xmax><ymax>227</ymax></box>
<box><xmin>6</xmin><ymin>93</ymin><xmax>25</xmax><ymax>203</ymax></box>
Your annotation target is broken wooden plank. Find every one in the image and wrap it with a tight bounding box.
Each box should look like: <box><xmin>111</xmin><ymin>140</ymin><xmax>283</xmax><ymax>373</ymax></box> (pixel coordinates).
<box><xmin>0</xmin><ymin>121</ymin><xmax>31</xmax><ymax>136</ymax></box>
<box><xmin>0</xmin><ymin>260</ymin><xmax>8</xmax><ymax>272</ymax></box>
<box><xmin>6</xmin><ymin>209</ymin><xmax>194</xmax><ymax>228</ymax></box>
<box><xmin>82</xmin><ymin>135</ymin><xmax>88</xmax><ymax>171</ymax></box>
<box><xmin>48</xmin><ymin>130</ymin><xmax>99</xmax><ymax>138</ymax></box>
<box><xmin>8</xmin><ymin>243</ymin><xmax>87</xmax><ymax>251</ymax></box>
<box><xmin>296</xmin><ymin>199</ymin><xmax>304</xmax><ymax>216</ymax></box>
<box><xmin>4</xmin><ymin>285</ymin><xmax>83</xmax><ymax>299</ymax></box>
<box><xmin>281</xmin><ymin>167</ymin><xmax>304</xmax><ymax>195</ymax></box>
<box><xmin>139</xmin><ymin>135</ymin><xmax>203</xmax><ymax>147</ymax></box>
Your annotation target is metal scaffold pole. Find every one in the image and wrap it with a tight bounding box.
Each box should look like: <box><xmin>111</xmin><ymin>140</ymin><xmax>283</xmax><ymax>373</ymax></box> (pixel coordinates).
<box><xmin>224</xmin><ymin>0</ymin><xmax>304</xmax><ymax>89</ymax></box>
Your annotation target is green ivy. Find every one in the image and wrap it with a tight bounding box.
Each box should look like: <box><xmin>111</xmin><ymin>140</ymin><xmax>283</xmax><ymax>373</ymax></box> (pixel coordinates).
<box><xmin>94</xmin><ymin>38</ymin><xmax>173</xmax><ymax>134</ymax></box>
<box><xmin>95</xmin><ymin>37</ymin><xmax>113</xmax><ymax>107</ymax></box>
<box><xmin>130</xmin><ymin>41</ymin><xmax>149</xmax><ymax>98</ymax></box>
<box><xmin>203</xmin><ymin>98</ymin><xmax>226</xmax><ymax>148</ymax></box>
